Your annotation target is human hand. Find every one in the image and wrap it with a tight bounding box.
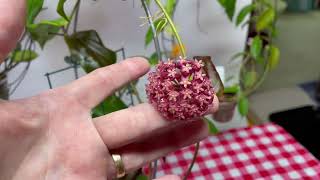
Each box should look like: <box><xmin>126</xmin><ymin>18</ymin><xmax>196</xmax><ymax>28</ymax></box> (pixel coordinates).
<box><xmin>0</xmin><ymin>57</ymin><xmax>219</xmax><ymax>180</ymax></box>
<box><xmin>0</xmin><ymin>1</ymin><xmax>220</xmax><ymax>179</ymax></box>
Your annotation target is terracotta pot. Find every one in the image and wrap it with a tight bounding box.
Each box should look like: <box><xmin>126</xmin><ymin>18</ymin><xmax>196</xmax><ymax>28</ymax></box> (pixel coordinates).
<box><xmin>212</xmin><ymin>100</ymin><xmax>237</xmax><ymax>123</ymax></box>
<box><xmin>0</xmin><ymin>75</ymin><xmax>9</xmax><ymax>100</ymax></box>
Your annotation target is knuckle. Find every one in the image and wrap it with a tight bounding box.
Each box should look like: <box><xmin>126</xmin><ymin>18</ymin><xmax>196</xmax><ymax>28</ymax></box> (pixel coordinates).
<box><xmin>0</xmin><ymin>96</ymin><xmax>47</xmax><ymax>136</ymax></box>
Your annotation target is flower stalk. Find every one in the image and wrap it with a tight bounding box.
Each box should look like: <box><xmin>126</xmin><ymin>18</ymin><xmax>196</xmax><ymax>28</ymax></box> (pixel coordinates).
<box><xmin>183</xmin><ymin>142</ymin><xmax>200</xmax><ymax>180</ymax></box>
<box><xmin>154</xmin><ymin>0</ymin><xmax>186</xmax><ymax>57</ymax></box>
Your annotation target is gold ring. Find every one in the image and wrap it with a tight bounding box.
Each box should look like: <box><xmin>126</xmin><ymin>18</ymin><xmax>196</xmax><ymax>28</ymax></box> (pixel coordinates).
<box><xmin>111</xmin><ymin>154</ymin><xmax>126</xmax><ymax>178</ymax></box>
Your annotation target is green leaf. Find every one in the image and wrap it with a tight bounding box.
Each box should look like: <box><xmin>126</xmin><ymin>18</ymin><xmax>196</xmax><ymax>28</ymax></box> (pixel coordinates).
<box><xmin>236</xmin><ymin>4</ymin><xmax>255</xmax><ymax>26</ymax></box>
<box><xmin>27</xmin><ymin>18</ymin><xmax>67</xmax><ymax>48</ymax></box>
<box><xmin>224</xmin><ymin>0</ymin><xmax>236</xmax><ymax>21</ymax></box>
<box><xmin>146</xmin><ymin>0</ymin><xmax>151</xmax><ymax>6</ymax></box>
<box><xmin>145</xmin><ymin>19</ymin><xmax>167</xmax><ymax>47</ymax></box>
<box><xmin>256</xmin><ymin>8</ymin><xmax>275</xmax><ymax>32</ymax></box>
<box><xmin>268</xmin><ymin>45</ymin><xmax>280</xmax><ymax>70</ymax></box>
<box><xmin>37</xmin><ymin>18</ymin><xmax>68</xmax><ymax>27</ymax></box>
<box><xmin>137</xmin><ymin>175</ymin><xmax>148</xmax><ymax>180</ymax></box>
<box><xmin>57</xmin><ymin>0</ymin><xmax>69</xmax><ymax>21</ymax></box>
<box><xmin>92</xmin><ymin>95</ymin><xmax>127</xmax><ymax>118</ymax></box>
<box><xmin>149</xmin><ymin>52</ymin><xmax>159</xmax><ymax>66</ymax></box>
<box><xmin>238</xmin><ymin>96</ymin><xmax>249</xmax><ymax>116</ymax></box>
<box><xmin>145</xmin><ymin>26</ymin><xmax>154</xmax><ymax>47</ymax></box>
<box><xmin>243</xmin><ymin>71</ymin><xmax>257</xmax><ymax>88</ymax></box>
<box><xmin>65</xmin><ymin>30</ymin><xmax>117</xmax><ymax>67</ymax></box>
<box><xmin>250</xmin><ymin>36</ymin><xmax>262</xmax><ymax>59</ymax></box>
<box><xmin>217</xmin><ymin>0</ymin><xmax>226</xmax><ymax>6</ymax></box>
<box><xmin>11</xmin><ymin>50</ymin><xmax>38</xmax><ymax>62</ymax></box>
<box><xmin>28</xmin><ymin>24</ymin><xmax>60</xmax><ymax>48</ymax></box>
<box><xmin>224</xmin><ymin>85</ymin><xmax>240</xmax><ymax>94</ymax></box>
<box><xmin>27</xmin><ymin>0</ymin><xmax>44</xmax><ymax>25</ymax></box>
<box><xmin>165</xmin><ymin>0</ymin><xmax>176</xmax><ymax>15</ymax></box>
<box><xmin>204</xmin><ymin>117</ymin><xmax>219</xmax><ymax>135</ymax></box>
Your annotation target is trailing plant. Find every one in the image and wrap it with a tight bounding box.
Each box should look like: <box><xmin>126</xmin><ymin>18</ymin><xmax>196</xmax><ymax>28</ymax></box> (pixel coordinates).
<box><xmin>217</xmin><ymin>0</ymin><xmax>280</xmax><ymax>117</ymax></box>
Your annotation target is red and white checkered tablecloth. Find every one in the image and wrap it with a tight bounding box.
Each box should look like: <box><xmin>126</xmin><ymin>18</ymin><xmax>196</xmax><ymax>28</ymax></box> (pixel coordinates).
<box><xmin>146</xmin><ymin>123</ymin><xmax>320</xmax><ymax>179</ymax></box>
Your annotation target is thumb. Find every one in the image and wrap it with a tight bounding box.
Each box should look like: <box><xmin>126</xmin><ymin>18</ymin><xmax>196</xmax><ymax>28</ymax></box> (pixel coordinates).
<box><xmin>0</xmin><ymin>0</ymin><xmax>26</xmax><ymax>63</ymax></box>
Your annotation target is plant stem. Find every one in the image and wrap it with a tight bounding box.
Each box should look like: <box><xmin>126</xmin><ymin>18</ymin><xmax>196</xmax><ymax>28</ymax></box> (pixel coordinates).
<box><xmin>243</xmin><ymin>58</ymin><xmax>270</xmax><ymax>96</ymax></box>
<box><xmin>183</xmin><ymin>142</ymin><xmax>200</xmax><ymax>180</ymax></box>
<box><xmin>73</xmin><ymin>0</ymin><xmax>81</xmax><ymax>33</ymax></box>
<box><xmin>141</xmin><ymin>0</ymin><xmax>162</xmax><ymax>61</ymax></box>
<box><xmin>154</xmin><ymin>0</ymin><xmax>186</xmax><ymax>57</ymax></box>
<box><xmin>66</xmin><ymin>0</ymin><xmax>81</xmax><ymax>33</ymax></box>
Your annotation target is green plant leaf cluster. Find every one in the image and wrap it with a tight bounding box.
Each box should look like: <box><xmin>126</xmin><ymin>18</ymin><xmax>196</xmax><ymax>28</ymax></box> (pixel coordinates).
<box><xmin>65</xmin><ymin>30</ymin><xmax>117</xmax><ymax>68</ymax></box>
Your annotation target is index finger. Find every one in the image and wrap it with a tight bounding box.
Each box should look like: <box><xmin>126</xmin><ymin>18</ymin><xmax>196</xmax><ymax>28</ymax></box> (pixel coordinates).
<box><xmin>64</xmin><ymin>57</ymin><xmax>150</xmax><ymax>108</ymax></box>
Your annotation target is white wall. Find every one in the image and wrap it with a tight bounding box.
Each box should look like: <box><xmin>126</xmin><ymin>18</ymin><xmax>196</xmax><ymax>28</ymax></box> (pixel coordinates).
<box><xmin>9</xmin><ymin>0</ymin><xmax>250</xmax><ymax>99</ymax></box>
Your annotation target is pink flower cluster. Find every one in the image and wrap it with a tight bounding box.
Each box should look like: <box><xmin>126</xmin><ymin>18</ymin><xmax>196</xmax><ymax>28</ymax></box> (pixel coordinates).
<box><xmin>146</xmin><ymin>58</ymin><xmax>215</xmax><ymax>121</ymax></box>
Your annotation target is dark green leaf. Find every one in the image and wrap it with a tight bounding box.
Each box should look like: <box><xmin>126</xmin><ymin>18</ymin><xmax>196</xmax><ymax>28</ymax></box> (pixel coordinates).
<box><xmin>204</xmin><ymin>117</ymin><xmax>219</xmax><ymax>135</ymax></box>
<box><xmin>165</xmin><ymin>0</ymin><xmax>176</xmax><ymax>15</ymax></box>
<box><xmin>149</xmin><ymin>52</ymin><xmax>159</xmax><ymax>66</ymax></box>
<box><xmin>243</xmin><ymin>71</ymin><xmax>257</xmax><ymax>88</ymax></box>
<box><xmin>137</xmin><ymin>175</ymin><xmax>148</xmax><ymax>180</ymax></box>
<box><xmin>92</xmin><ymin>95</ymin><xmax>127</xmax><ymax>118</ymax></box>
<box><xmin>27</xmin><ymin>0</ymin><xmax>44</xmax><ymax>25</ymax></box>
<box><xmin>224</xmin><ymin>0</ymin><xmax>236</xmax><ymax>21</ymax></box>
<box><xmin>236</xmin><ymin>4</ymin><xmax>255</xmax><ymax>26</ymax></box>
<box><xmin>57</xmin><ymin>0</ymin><xmax>69</xmax><ymax>21</ymax></box>
<box><xmin>28</xmin><ymin>24</ymin><xmax>60</xmax><ymax>48</ymax></box>
<box><xmin>250</xmin><ymin>36</ymin><xmax>262</xmax><ymax>59</ymax></box>
<box><xmin>224</xmin><ymin>85</ymin><xmax>240</xmax><ymax>94</ymax></box>
<box><xmin>256</xmin><ymin>8</ymin><xmax>275</xmax><ymax>32</ymax></box>
<box><xmin>238</xmin><ymin>95</ymin><xmax>249</xmax><ymax>116</ymax></box>
<box><xmin>268</xmin><ymin>45</ymin><xmax>280</xmax><ymax>70</ymax></box>
<box><xmin>11</xmin><ymin>50</ymin><xmax>38</xmax><ymax>62</ymax></box>
<box><xmin>65</xmin><ymin>30</ymin><xmax>117</xmax><ymax>67</ymax></box>
<box><xmin>217</xmin><ymin>0</ymin><xmax>226</xmax><ymax>6</ymax></box>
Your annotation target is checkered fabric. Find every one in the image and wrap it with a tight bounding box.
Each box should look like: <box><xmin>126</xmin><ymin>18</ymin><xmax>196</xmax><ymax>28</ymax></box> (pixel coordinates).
<box><xmin>147</xmin><ymin>123</ymin><xmax>320</xmax><ymax>179</ymax></box>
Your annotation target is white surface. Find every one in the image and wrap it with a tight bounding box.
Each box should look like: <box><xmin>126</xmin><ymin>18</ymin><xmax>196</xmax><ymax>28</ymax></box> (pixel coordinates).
<box><xmin>9</xmin><ymin>0</ymin><xmax>250</xmax><ymax>99</ymax></box>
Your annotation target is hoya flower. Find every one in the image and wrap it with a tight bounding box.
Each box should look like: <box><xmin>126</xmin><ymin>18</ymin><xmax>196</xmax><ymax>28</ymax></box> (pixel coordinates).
<box><xmin>146</xmin><ymin>58</ymin><xmax>216</xmax><ymax>121</ymax></box>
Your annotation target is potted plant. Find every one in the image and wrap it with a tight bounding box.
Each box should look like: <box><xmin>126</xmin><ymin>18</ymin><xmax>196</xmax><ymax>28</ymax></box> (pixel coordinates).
<box><xmin>211</xmin><ymin>0</ymin><xmax>281</xmax><ymax>124</ymax></box>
